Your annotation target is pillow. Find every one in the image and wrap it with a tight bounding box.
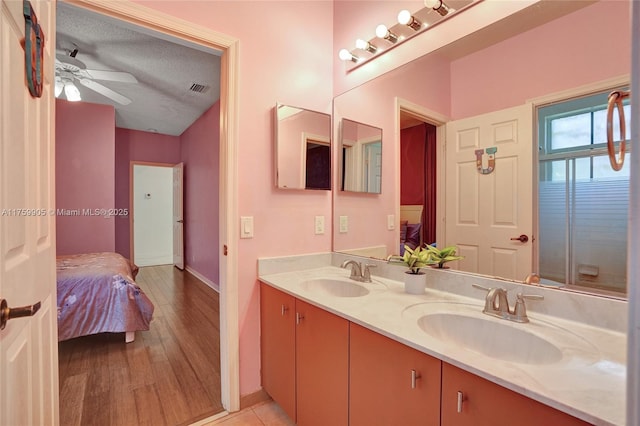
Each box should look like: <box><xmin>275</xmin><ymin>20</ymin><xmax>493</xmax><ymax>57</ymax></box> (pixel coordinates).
<box><xmin>405</xmin><ymin>223</ymin><xmax>421</xmax><ymax>250</ymax></box>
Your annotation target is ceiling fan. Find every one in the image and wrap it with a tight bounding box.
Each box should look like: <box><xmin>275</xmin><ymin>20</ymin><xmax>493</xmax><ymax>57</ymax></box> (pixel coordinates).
<box><xmin>55</xmin><ymin>48</ymin><xmax>138</xmax><ymax>105</ymax></box>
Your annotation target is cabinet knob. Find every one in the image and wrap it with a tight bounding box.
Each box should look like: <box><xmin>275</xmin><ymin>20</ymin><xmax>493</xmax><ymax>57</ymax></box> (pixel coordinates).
<box><xmin>457</xmin><ymin>391</ymin><xmax>466</xmax><ymax>413</ymax></box>
<box><xmin>296</xmin><ymin>312</ymin><xmax>304</xmax><ymax>325</ymax></box>
<box><xmin>411</xmin><ymin>369</ymin><xmax>421</xmax><ymax>389</ymax></box>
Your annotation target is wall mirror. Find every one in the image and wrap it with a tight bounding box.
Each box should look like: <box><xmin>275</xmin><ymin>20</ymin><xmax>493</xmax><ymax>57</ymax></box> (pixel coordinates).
<box><xmin>275</xmin><ymin>104</ymin><xmax>331</xmax><ymax>190</ymax></box>
<box><xmin>332</xmin><ymin>0</ymin><xmax>631</xmax><ymax>298</ymax></box>
<box><xmin>340</xmin><ymin>118</ymin><xmax>382</xmax><ymax>193</ymax></box>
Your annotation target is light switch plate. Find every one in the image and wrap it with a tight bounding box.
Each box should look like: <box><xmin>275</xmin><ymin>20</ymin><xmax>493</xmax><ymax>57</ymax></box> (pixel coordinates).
<box><xmin>339</xmin><ymin>215</ymin><xmax>348</xmax><ymax>233</ymax></box>
<box><xmin>240</xmin><ymin>216</ymin><xmax>253</xmax><ymax>238</ymax></box>
<box><xmin>387</xmin><ymin>214</ymin><xmax>395</xmax><ymax>230</ymax></box>
<box><xmin>314</xmin><ymin>215</ymin><xmax>325</xmax><ymax>235</ymax></box>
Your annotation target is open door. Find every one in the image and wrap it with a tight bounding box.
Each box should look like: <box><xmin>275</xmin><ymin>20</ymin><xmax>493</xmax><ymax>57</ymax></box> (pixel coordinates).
<box><xmin>173</xmin><ymin>162</ymin><xmax>185</xmax><ymax>270</ymax></box>
<box><xmin>445</xmin><ymin>104</ymin><xmax>533</xmax><ymax>280</ymax></box>
<box><xmin>0</xmin><ymin>1</ymin><xmax>59</xmax><ymax>424</ymax></box>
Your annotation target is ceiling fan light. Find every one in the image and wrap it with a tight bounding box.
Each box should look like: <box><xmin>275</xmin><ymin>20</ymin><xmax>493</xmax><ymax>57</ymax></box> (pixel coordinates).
<box><xmin>64</xmin><ymin>82</ymin><xmax>81</xmax><ymax>102</ymax></box>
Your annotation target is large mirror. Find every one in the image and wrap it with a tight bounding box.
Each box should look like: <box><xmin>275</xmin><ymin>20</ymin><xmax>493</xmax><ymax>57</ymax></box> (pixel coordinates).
<box><xmin>332</xmin><ymin>0</ymin><xmax>631</xmax><ymax>297</ymax></box>
<box><xmin>340</xmin><ymin>118</ymin><xmax>382</xmax><ymax>193</ymax></box>
<box><xmin>275</xmin><ymin>104</ymin><xmax>331</xmax><ymax>190</ymax></box>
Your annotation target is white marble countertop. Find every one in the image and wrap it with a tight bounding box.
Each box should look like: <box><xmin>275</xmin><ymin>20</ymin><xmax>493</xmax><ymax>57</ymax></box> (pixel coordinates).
<box><xmin>259</xmin><ymin>265</ymin><xmax>626</xmax><ymax>426</ymax></box>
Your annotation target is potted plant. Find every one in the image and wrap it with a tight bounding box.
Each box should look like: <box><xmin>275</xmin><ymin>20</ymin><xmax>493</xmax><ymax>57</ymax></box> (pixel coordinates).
<box><xmin>424</xmin><ymin>244</ymin><xmax>463</xmax><ymax>269</ymax></box>
<box><xmin>388</xmin><ymin>245</ymin><xmax>435</xmax><ymax>294</ymax></box>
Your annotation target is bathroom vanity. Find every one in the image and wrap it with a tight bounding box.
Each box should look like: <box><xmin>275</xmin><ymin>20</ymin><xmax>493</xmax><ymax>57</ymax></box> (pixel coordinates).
<box><xmin>258</xmin><ymin>254</ymin><xmax>625</xmax><ymax>426</ymax></box>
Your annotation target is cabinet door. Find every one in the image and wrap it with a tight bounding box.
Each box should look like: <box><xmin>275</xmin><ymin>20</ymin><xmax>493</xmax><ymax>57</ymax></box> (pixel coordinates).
<box><xmin>260</xmin><ymin>283</ymin><xmax>296</xmax><ymax>421</ymax></box>
<box><xmin>349</xmin><ymin>323</ymin><xmax>441</xmax><ymax>426</ymax></box>
<box><xmin>296</xmin><ymin>300</ymin><xmax>349</xmax><ymax>426</ymax></box>
<box><xmin>441</xmin><ymin>363</ymin><xmax>591</xmax><ymax>426</ymax></box>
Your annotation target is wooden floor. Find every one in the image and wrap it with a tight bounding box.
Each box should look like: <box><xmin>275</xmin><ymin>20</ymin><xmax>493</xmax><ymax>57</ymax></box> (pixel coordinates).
<box><xmin>58</xmin><ymin>265</ymin><xmax>223</xmax><ymax>426</ymax></box>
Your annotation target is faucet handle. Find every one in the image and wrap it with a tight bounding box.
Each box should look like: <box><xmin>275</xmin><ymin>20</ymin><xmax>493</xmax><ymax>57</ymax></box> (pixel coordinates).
<box><xmin>513</xmin><ymin>293</ymin><xmax>544</xmax><ymax>322</ymax></box>
<box><xmin>362</xmin><ymin>264</ymin><xmax>376</xmax><ymax>282</ymax></box>
<box><xmin>472</xmin><ymin>283</ymin><xmax>491</xmax><ymax>292</ymax></box>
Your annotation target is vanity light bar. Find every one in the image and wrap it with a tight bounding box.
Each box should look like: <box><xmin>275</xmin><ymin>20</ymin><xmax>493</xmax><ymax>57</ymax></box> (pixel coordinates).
<box><xmin>338</xmin><ymin>0</ymin><xmax>454</xmax><ymax>66</ymax></box>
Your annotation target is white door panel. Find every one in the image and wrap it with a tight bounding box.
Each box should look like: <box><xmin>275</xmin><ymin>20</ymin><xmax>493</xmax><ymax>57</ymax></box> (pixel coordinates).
<box><xmin>1</xmin><ymin>0</ymin><xmax>59</xmax><ymax>425</ymax></box>
<box><xmin>445</xmin><ymin>104</ymin><xmax>533</xmax><ymax>280</ymax></box>
<box><xmin>173</xmin><ymin>162</ymin><xmax>184</xmax><ymax>270</ymax></box>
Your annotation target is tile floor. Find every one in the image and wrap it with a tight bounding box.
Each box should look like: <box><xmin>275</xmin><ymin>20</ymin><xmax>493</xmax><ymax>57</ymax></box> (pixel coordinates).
<box><xmin>202</xmin><ymin>400</ymin><xmax>295</xmax><ymax>426</ymax></box>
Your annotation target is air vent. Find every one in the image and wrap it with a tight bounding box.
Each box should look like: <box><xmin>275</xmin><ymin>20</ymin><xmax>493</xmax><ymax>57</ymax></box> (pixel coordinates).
<box><xmin>189</xmin><ymin>83</ymin><xmax>210</xmax><ymax>94</ymax></box>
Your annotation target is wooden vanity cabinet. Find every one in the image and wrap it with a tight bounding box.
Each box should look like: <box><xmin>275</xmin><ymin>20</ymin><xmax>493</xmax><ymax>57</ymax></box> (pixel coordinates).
<box><xmin>260</xmin><ymin>283</ymin><xmax>349</xmax><ymax>426</ymax></box>
<box><xmin>295</xmin><ymin>299</ymin><xmax>349</xmax><ymax>426</ymax></box>
<box><xmin>349</xmin><ymin>323</ymin><xmax>441</xmax><ymax>426</ymax></box>
<box><xmin>441</xmin><ymin>363</ymin><xmax>591</xmax><ymax>426</ymax></box>
<box><xmin>260</xmin><ymin>282</ymin><xmax>296</xmax><ymax>421</ymax></box>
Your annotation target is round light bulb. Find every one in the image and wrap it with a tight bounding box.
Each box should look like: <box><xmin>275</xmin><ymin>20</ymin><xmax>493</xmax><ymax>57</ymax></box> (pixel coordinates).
<box><xmin>397</xmin><ymin>10</ymin><xmax>412</xmax><ymax>25</ymax></box>
<box><xmin>355</xmin><ymin>39</ymin><xmax>368</xmax><ymax>50</ymax></box>
<box><xmin>375</xmin><ymin>24</ymin><xmax>388</xmax><ymax>39</ymax></box>
<box><xmin>338</xmin><ymin>48</ymin><xmax>353</xmax><ymax>61</ymax></box>
<box><xmin>424</xmin><ymin>0</ymin><xmax>440</xmax><ymax>8</ymax></box>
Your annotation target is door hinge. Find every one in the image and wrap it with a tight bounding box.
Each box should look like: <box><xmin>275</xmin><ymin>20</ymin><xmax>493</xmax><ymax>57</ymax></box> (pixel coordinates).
<box><xmin>223</xmin><ymin>244</ymin><xmax>228</xmax><ymax>256</ymax></box>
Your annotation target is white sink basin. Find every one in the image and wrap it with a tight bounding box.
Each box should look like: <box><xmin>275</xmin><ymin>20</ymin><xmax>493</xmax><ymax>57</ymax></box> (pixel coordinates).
<box><xmin>417</xmin><ymin>312</ymin><xmax>563</xmax><ymax>364</ymax></box>
<box><xmin>403</xmin><ymin>302</ymin><xmax>599</xmax><ymax>366</ymax></box>
<box><xmin>301</xmin><ymin>278</ymin><xmax>370</xmax><ymax>297</ymax></box>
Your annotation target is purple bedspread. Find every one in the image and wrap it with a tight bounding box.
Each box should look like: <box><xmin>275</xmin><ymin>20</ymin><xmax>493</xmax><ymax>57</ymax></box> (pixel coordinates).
<box><xmin>56</xmin><ymin>252</ymin><xmax>154</xmax><ymax>342</ymax></box>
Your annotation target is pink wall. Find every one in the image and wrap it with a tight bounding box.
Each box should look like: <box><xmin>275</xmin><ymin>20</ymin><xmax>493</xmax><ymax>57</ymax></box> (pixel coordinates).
<box><xmin>55</xmin><ymin>100</ymin><xmax>116</xmax><ymax>255</ymax></box>
<box><xmin>131</xmin><ymin>0</ymin><xmax>334</xmax><ymax>396</ymax></box>
<box><xmin>114</xmin><ymin>128</ymin><xmax>181</xmax><ymax>259</ymax></box>
<box><xmin>180</xmin><ymin>103</ymin><xmax>220</xmax><ymax>286</ymax></box>
<box><xmin>450</xmin><ymin>1</ymin><xmax>631</xmax><ymax>119</ymax></box>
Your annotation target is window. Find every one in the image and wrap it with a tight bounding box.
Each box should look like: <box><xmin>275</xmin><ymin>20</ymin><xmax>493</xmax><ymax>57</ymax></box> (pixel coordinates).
<box><xmin>537</xmin><ymin>88</ymin><xmax>630</xmax><ymax>295</ymax></box>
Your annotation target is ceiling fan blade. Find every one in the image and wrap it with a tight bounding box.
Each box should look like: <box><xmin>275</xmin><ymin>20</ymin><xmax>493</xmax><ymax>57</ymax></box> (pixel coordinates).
<box><xmin>77</xmin><ymin>78</ymin><xmax>132</xmax><ymax>105</ymax></box>
<box><xmin>84</xmin><ymin>69</ymin><xmax>138</xmax><ymax>83</ymax></box>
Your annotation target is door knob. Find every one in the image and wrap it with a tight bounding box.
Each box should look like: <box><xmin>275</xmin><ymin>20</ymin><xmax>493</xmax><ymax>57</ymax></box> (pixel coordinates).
<box><xmin>510</xmin><ymin>234</ymin><xmax>529</xmax><ymax>243</ymax></box>
<box><xmin>0</xmin><ymin>298</ymin><xmax>41</xmax><ymax>330</ymax></box>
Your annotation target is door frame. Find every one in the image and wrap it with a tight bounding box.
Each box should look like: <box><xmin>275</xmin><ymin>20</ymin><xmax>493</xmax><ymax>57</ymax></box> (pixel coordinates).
<box><xmin>69</xmin><ymin>0</ymin><xmax>240</xmax><ymax>412</ymax></box>
<box><xmin>395</xmin><ymin>98</ymin><xmax>448</xmax><ymax>247</ymax></box>
<box><xmin>129</xmin><ymin>161</ymin><xmax>176</xmax><ymax>267</ymax></box>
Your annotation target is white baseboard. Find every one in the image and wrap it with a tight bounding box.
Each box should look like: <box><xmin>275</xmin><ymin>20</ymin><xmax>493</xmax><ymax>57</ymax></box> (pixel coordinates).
<box><xmin>185</xmin><ymin>265</ymin><xmax>219</xmax><ymax>292</ymax></box>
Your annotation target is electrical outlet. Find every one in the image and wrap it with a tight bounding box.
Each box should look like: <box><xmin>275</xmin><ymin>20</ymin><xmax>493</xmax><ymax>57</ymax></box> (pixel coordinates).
<box><xmin>314</xmin><ymin>215</ymin><xmax>325</xmax><ymax>235</ymax></box>
<box><xmin>387</xmin><ymin>214</ymin><xmax>395</xmax><ymax>230</ymax></box>
<box><xmin>339</xmin><ymin>215</ymin><xmax>348</xmax><ymax>233</ymax></box>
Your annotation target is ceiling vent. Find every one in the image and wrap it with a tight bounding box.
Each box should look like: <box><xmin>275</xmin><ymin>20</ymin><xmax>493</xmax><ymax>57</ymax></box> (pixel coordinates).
<box><xmin>189</xmin><ymin>83</ymin><xmax>210</xmax><ymax>94</ymax></box>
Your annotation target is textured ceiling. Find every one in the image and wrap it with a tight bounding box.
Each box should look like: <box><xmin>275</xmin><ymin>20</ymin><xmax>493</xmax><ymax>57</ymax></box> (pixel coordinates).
<box><xmin>56</xmin><ymin>3</ymin><xmax>221</xmax><ymax>136</ymax></box>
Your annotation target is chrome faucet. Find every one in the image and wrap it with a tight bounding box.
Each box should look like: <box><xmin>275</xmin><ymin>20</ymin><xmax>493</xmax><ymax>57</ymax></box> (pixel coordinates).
<box><xmin>341</xmin><ymin>260</ymin><xmax>375</xmax><ymax>283</ymax></box>
<box><xmin>472</xmin><ymin>284</ymin><xmax>543</xmax><ymax>323</ymax></box>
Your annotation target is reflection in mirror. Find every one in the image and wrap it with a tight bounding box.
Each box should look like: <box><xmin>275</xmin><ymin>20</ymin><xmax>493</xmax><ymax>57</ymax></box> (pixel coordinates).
<box><xmin>332</xmin><ymin>1</ymin><xmax>631</xmax><ymax>297</ymax></box>
<box><xmin>340</xmin><ymin>118</ymin><xmax>382</xmax><ymax>193</ymax></box>
<box><xmin>275</xmin><ymin>104</ymin><xmax>331</xmax><ymax>190</ymax></box>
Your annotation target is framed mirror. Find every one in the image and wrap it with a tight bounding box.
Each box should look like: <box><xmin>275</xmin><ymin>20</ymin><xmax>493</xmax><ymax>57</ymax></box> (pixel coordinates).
<box><xmin>340</xmin><ymin>118</ymin><xmax>382</xmax><ymax>193</ymax></box>
<box><xmin>275</xmin><ymin>104</ymin><xmax>331</xmax><ymax>190</ymax></box>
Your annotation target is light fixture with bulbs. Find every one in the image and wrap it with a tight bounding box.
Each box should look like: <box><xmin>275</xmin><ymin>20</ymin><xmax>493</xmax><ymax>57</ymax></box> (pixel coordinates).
<box><xmin>375</xmin><ymin>24</ymin><xmax>398</xmax><ymax>43</ymax></box>
<box><xmin>338</xmin><ymin>0</ymin><xmax>473</xmax><ymax>69</ymax></box>
<box><xmin>397</xmin><ymin>10</ymin><xmax>423</xmax><ymax>31</ymax></box>
<box><xmin>424</xmin><ymin>0</ymin><xmax>451</xmax><ymax>17</ymax></box>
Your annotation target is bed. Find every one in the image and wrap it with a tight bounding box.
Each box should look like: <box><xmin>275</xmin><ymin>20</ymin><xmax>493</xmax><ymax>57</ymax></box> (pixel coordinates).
<box><xmin>56</xmin><ymin>252</ymin><xmax>154</xmax><ymax>343</ymax></box>
<box><xmin>400</xmin><ymin>205</ymin><xmax>424</xmax><ymax>255</ymax></box>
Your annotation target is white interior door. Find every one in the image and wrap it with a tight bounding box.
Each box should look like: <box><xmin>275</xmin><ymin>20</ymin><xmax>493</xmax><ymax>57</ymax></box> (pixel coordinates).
<box><xmin>363</xmin><ymin>141</ymin><xmax>382</xmax><ymax>193</ymax></box>
<box><xmin>0</xmin><ymin>1</ymin><xmax>59</xmax><ymax>425</ymax></box>
<box><xmin>173</xmin><ymin>162</ymin><xmax>184</xmax><ymax>270</ymax></box>
<box><xmin>445</xmin><ymin>104</ymin><xmax>533</xmax><ymax>280</ymax></box>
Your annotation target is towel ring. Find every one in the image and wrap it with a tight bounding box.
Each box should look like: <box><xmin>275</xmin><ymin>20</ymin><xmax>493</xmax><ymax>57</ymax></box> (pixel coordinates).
<box><xmin>606</xmin><ymin>90</ymin><xmax>630</xmax><ymax>171</ymax></box>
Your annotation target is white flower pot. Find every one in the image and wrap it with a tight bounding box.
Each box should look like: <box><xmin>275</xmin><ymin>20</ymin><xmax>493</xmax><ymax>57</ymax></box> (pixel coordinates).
<box><xmin>404</xmin><ymin>271</ymin><xmax>426</xmax><ymax>294</ymax></box>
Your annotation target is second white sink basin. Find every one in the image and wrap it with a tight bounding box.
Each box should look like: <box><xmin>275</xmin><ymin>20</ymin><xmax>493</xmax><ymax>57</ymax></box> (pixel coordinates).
<box><xmin>418</xmin><ymin>312</ymin><xmax>563</xmax><ymax>365</ymax></box>
<box><xmin>301</xmin><ymin>278</ymin><xmax>370</xmax><ymax>297</ymax></box>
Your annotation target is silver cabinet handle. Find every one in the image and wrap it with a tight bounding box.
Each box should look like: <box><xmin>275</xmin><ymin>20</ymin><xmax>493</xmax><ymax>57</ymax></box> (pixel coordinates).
<box><xmin>411</xmin><ymin>369</ymin><xmax>420</xmax><ymax>389</ymax></box>
<box><xmin>457</xmin><ymin>391</ymin><xmax>465</xmax><ymax>413</ymax></box>
<box><xmin>296</xmin><ymin>312</ymin><xmax>304</xmax><ymax>325</ymax></box>
<box><xmin>281</xmin><ymin>304</ymin><xmax>289</xmax><ymax>316</ymax></box>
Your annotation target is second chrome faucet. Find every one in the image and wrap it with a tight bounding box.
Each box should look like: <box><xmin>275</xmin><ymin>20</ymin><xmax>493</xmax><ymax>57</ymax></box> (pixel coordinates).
<box><xmin>473</xmin><ymin>284</ymin><xmax>543</xmax><ymax>323</ymax></box>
